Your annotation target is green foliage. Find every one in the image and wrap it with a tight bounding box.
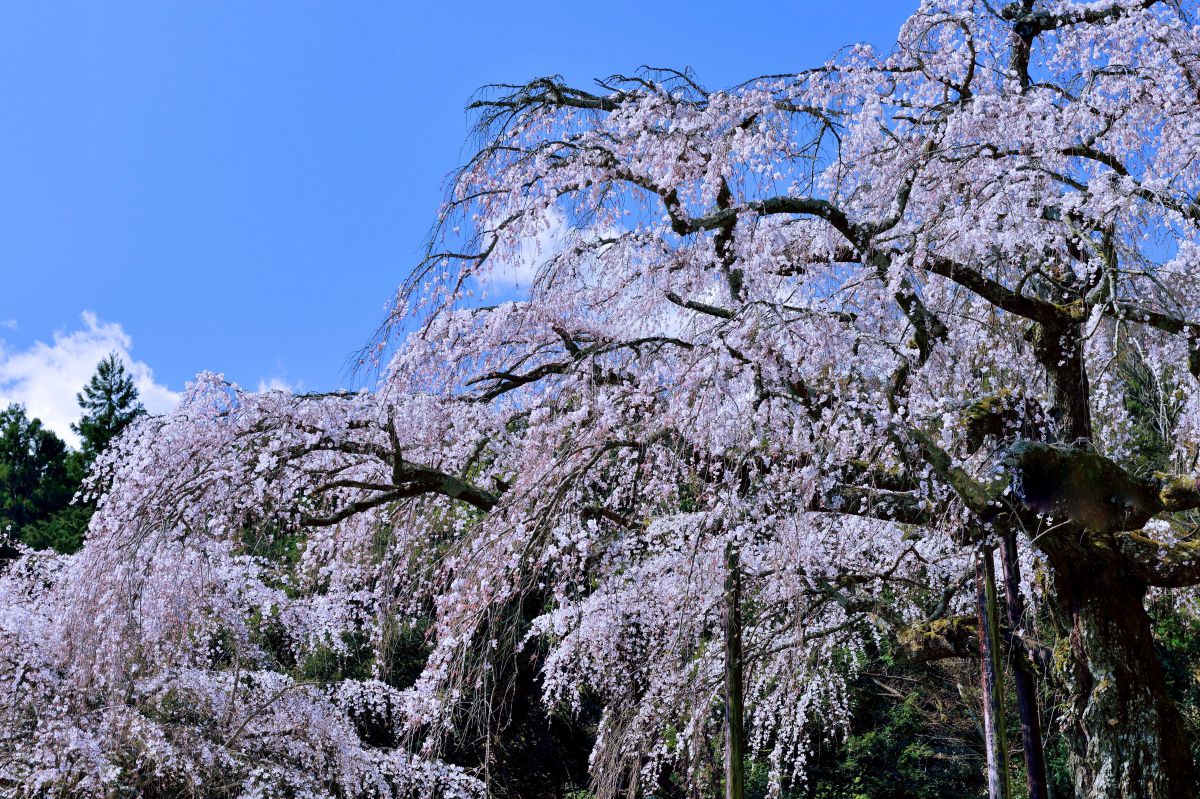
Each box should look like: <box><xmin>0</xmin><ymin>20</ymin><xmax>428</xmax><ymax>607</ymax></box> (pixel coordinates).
<box><xmin>797</xmin><ymin>644</ymin><xmax>984</xmax><ymax>799</ymax></box>
<box><xmin>0</xmin><ymin>404</ymin><xmax>89</xmax><ymax>552</ymax></box>
<box><xmin>803</xmin><ymin>691</ymin><xmax>982</xmax><ymax>799</ymax></box>
<box><xmin>237</xmin><ymin>523</ymin><xmax>304</xmax><ymax>595</ymax></box>
<box><xmin>1117</xmin><ymin>344</ymin><xmax>1183</xmax><ymax>476</ymax></box>
<box><xmin>1152</xmin><ymin>596</ymin><xmax>1200</xmax><ymax>767</ymax></box>
<box><xmin>1043</xmin><ymin>727</ymin><xmax>1076</xmax><ymax>799</ymax></box>
<box><xmin>73</xmin><ymin>351</ymin><xmax>145</xmax><ymax>460</ymax></box>
<box><xmin>298</xmin><ymin>633</ymin><xmax>374</xmax><ymax>683</ymax></box>
<box><xmin>0</xmin><ymin>404</ymin><xmax>72</xmax><ymax>530</ymax></box>
<box><xmin>379</xmin><ymin>616</ymin><xmax>432</xmax><ymax>689</ymax></box>
<box><xmin>20</xmin><ymin>502</ymin><xmax>92</xmax><ymax>554</ymax></box>
<box><xmin>0</xmin><ymin>352</ymin><xmax>145</xmax><ymax>554</ymax></box>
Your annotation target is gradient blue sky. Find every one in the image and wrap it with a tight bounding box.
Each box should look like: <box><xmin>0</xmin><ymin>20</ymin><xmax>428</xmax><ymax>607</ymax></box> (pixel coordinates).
<box><xmin>0</xmin><ymin>1</ymin><xmax>913</xmax><ymax>436</ymax></box>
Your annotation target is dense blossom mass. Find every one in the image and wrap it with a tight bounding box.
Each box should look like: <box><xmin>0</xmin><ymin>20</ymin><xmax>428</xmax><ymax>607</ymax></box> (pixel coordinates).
<box><xmin>4</xmin><ymin>1</ymin><xmax>1200</xmax><ymax>797</ymax></box>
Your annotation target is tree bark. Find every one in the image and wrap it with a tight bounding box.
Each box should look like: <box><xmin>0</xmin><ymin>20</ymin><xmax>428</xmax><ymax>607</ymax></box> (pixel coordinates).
<box><xmin>1050</xmin><ymin>556</ymin><xmax>1196</xmax><ymax>799</ymax></box>
<box><xmin>976</xmin><ymin>546</ymin><xmax>1013</xmax><ymax>799</ymax></box>
<box><xmin>723</xmin><ymin>542</ymin><xmax>746</xmax><ymax>799</ymax></box>
<box><xmin>1035</xmin><ymin>319</ymin><xmax>1093</xmax><ymax>443</ymax></box>
<box><xmin>999</xmin><ymin>530</ymin><xmax>1048</xmax><ymax>799</ymax></box>
<box><xmin>1023</xmin><ymin>319</ymin><xmax>1196</xmax><ymax>796</ymax></box>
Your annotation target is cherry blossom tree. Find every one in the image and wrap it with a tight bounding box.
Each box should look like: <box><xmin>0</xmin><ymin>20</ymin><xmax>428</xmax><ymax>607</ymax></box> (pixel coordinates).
<box><xmin>387</xmin><ymin>1</ymin><xmax>1199</xmax><ymax>793</ymax></box>
<box><xmin>4</xmin><ymin>2</ymin><xmax>1200</xmax><ymax>798</ymax></box>
<box><xmin>0</xmin><ymin>455</ymin><xmax>483</xmax><ymax>798</ymax></box>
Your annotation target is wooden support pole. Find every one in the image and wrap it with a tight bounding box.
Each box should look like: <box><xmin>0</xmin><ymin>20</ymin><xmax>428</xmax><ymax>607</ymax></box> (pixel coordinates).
<box><xmin>723</xmin><ymin>541</ymin><xmax>746</xmax><ymax>799</ymax></box>
<box><xmin>976</xmin><ymin>545</ymin><xmax>1012</xmax><ymax>799</ymax></box>
<box><xmin>1000</xmin><ymin>530</ymin><xmax>1048</xmax><ymax>799</ymax></box>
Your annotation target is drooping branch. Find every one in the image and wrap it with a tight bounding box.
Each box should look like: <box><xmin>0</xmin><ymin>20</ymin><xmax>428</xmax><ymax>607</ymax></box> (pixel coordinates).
<box><xmin>391</xmin><ymin>460</ymin><xmax>501</xmax><ymax>512</ymax></box>
<box><xmin>465</xmin><ymin>334</ymin><xmax>693</xmax><ymax>401</ymax></box>
<box><xmin>1002</xmin><ymin>0</ymin><xmax>1162</xmax><ymax>36</ymax></box>
<box><xmin>909</xmin><ymin>428</ymin><xmax>1002</xmax><ymax>519</ymax></box>
<box><xmin>812</xmin><ymin>483</ymin><xmax>933</xmax><ymax>527</ymax></box>
<box><xmin>664</xmin><ymin>291</ymin><xmax>734</xmax><ymax>320</ymax></box>
<box><xmin>922</xmin><ymin>256</ymin><xmax>1065</xmax><ymax>325</ymax></box>
<box><xmin>302</xmin><ymin>454</ymin><xmax>500</xmax><ymax>527</ymax></box>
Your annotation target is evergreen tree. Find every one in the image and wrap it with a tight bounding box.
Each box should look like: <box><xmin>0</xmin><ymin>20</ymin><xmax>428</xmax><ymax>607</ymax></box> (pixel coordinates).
<box><xmin>0</xmin><ymin>404</ymin><xmax>80</xmax><ymax>547</ymax></box>
<box><xmin>72</xmin><ymin>352</ymin><xmax>145</xmax><ymax>460</ymax></box>
<box><xmin>0</xmin><ymin>353</ymin><xmax>146</xmax><ymax>555</ymax></box>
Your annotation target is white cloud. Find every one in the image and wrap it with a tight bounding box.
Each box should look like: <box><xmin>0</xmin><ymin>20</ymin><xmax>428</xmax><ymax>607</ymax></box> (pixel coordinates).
<box><xmin>256</xmin><ymin>376</ymin><xmax>300</xmax><ymax>393</ymax></box>
<box><xmin>0</xmin><ymin>312</ymin><xmax>180</xmax><ymax>447</ymax></box>
<box><xmin>482</xmin><ymin>208</ymin><xmax>623</xmax><ymax>297</ymax></box>
<box><xmin>485</xmin><ymin>208</ymin><xmax>572</xmax><ymax>292</ymax></box>
<box><xmin>0</xmin><ymin>320</ymin><xmax>16</xmax><ymax>330</ymax></box>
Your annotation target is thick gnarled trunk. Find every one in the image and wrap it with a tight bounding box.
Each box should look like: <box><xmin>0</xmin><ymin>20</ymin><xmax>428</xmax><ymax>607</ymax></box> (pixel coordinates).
<box><xmin>1052</xmin><ymin>562</ymin><xmax>1195</xmax><ymax>799</ymax></box>
<box><xmin>1021</xmin><ymin>318</ymin><xmax>1197</xmax><ymax>796</ymax></box>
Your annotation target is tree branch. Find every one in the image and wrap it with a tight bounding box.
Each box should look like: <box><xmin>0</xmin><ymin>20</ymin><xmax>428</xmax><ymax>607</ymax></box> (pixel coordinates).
<box><xmin>1119</xmin><ymin>532</ymin><xmax>1200</xmax><ymax>588</ymax></box>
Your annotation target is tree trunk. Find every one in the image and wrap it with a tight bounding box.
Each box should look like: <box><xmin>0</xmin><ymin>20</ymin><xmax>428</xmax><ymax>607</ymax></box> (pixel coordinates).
<box><xmin>1035</xmin><ymin>320</ymin><xmax>1093</xmax><ymax>444</ymax></box>
<box><xmin>723</xmin><ymin>542</ymin><xmax>745</xmax><ymax>799</ymax></box>
<box><xmin>1000</xmin><ymin>530</ymin><xmax>1048</xmax><ymax>799</ymax></box>
<box><xmin>976</xmin><ymin>546</ymin><xmax>1012</xmax><ymax>799</ymax></box>
<box><xmin>1030</xmin><ymin>322</ymin><xmax>1195</xmax><ymax>796</ymax></box>
<box><xmin>1051</xmin><ymin>559</ymin><xmax>1196</xmax><ymax>799</ymax></box>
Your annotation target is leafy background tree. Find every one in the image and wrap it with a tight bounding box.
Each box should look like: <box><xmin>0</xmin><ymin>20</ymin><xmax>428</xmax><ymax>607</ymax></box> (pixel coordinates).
<box><xmin>0</xmin><ymin>405</ymin><xmax>77</xmax><ymax>538</ymax></box>
<box><xmin>0</xmin><ymin>351</ymin><xmax>143</xmax><ymax>554</ymax></box>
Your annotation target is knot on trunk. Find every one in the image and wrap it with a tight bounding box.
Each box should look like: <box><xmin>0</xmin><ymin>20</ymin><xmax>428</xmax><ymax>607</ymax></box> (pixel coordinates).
<box><xmin>1004</xmin><ymin>441</ymin><xmax>1161</xmax><ymax>533</ymax></box>
<box><xmin>897</xmin><ymin>615</ymin><xmax>978</xmax><ymax>662</ymax></box>
<box><xmin>961</xmin><ymin>389</ymin><xmax>1045</xmax><ymax>452</ymax></box>
<box><xmin>998</xmin><ymin>441</ymin><xmax>1200</xmax><ymax>535</ymax></box>
<box><xmin>1155</xmin><ymin>474</ymin><xmax>1200</xmax><ymax>511</ymax></box>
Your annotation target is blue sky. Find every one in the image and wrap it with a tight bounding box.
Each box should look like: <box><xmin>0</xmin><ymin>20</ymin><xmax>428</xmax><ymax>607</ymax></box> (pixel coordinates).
<box><xmin>0</xmin><ymin>0</ymin><xmax>913</xmax><ymax>442</ymax></box>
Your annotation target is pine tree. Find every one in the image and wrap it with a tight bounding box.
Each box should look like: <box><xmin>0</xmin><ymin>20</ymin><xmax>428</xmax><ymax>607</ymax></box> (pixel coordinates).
<box><xmin>72</xmin><ymin>352</ymin><xmax>145</xmax><ymax>460</ymax></box>
<box><xmin>0</xmin><ymin>404</ymin><xmax>82</xmax><ymax>551</ymax></box>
